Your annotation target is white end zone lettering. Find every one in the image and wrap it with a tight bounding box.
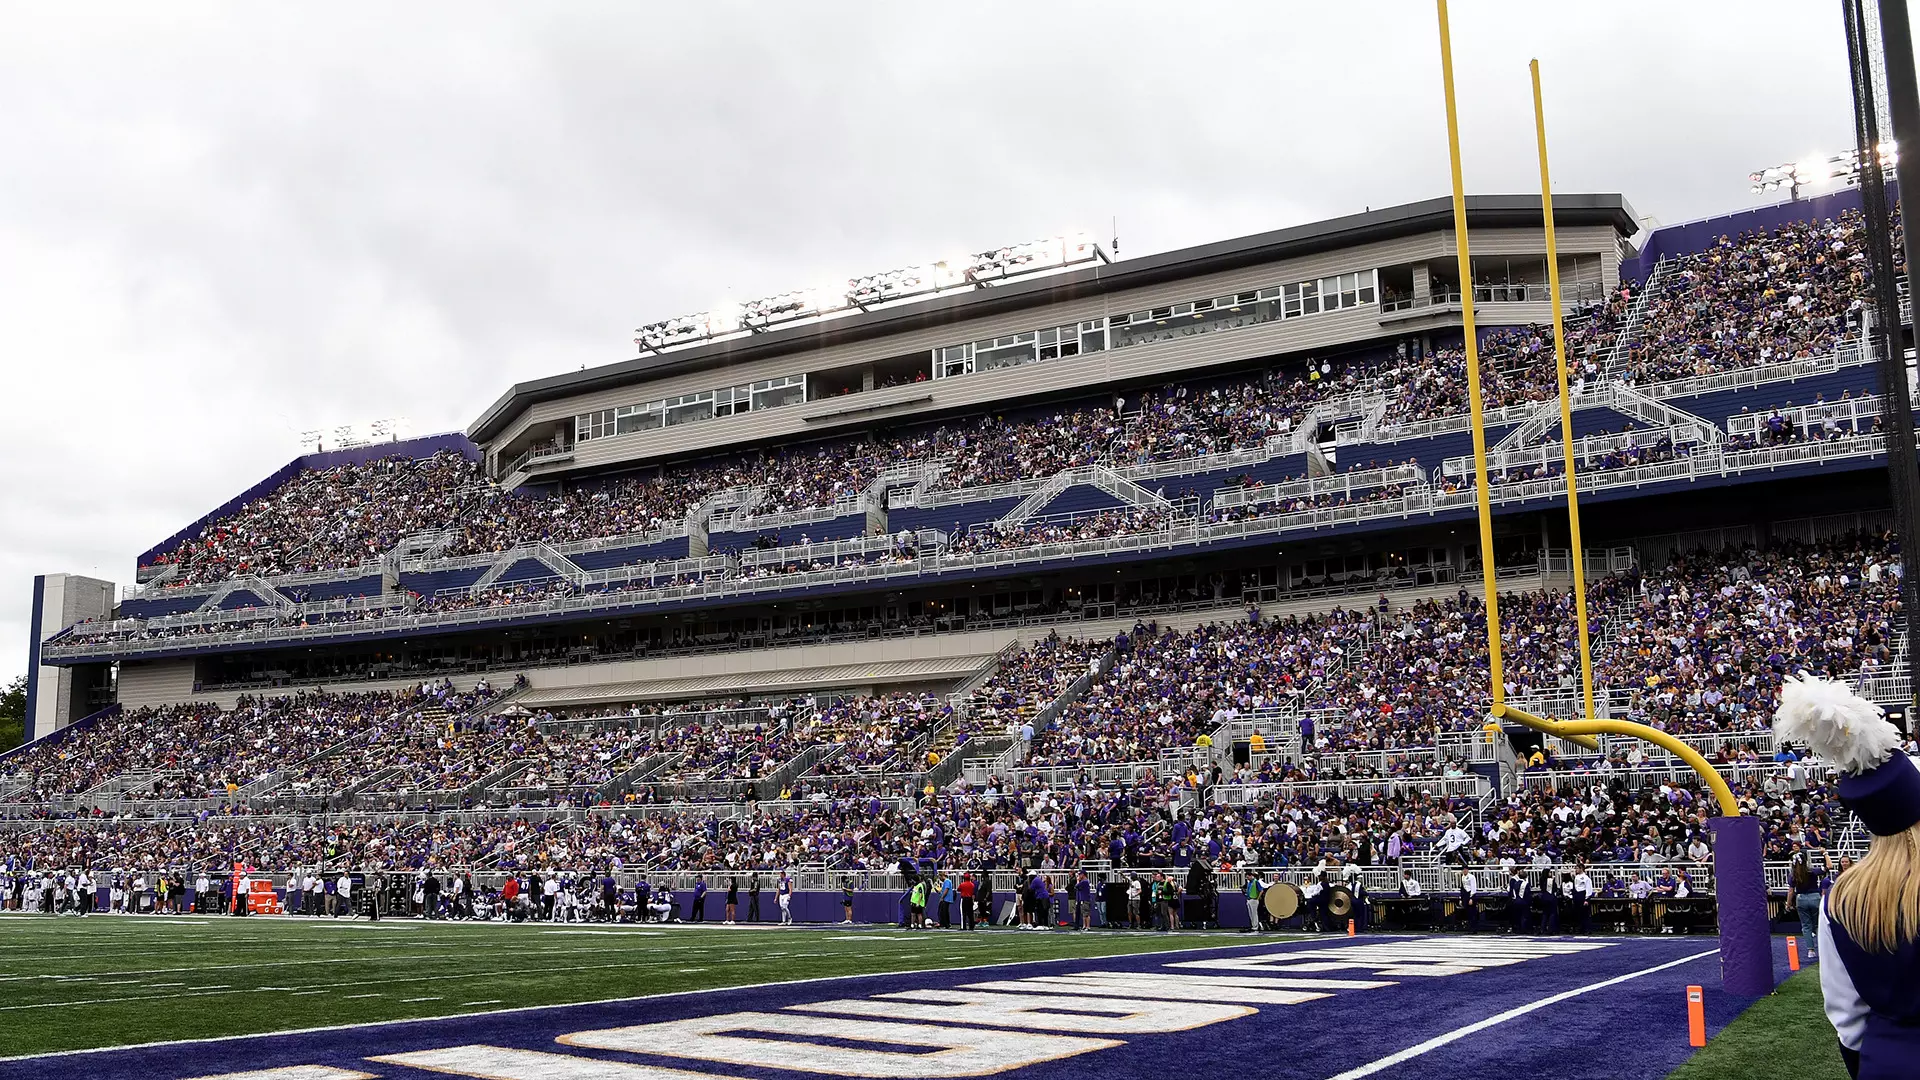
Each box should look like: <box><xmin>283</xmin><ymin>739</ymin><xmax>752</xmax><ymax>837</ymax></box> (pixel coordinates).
<box><xmin>792</xmin><ymin>989</ymin><xmax>1252</xmax><ymax>1033</ymax></box>
<box><xmin>183</xmin><ymin>1070</ymin><xmax>378</xmax><ymax>1080</ymax></box>
<box><xmin>372</xmin><ymin>1045</ymin><xmax>749</xmax><ymax>1080</ymax></box>
<box><xmin>960</xmin><ymin>972</ymin><xmax>1393</xmax><ymax>1004</ymax></box>
<box><xmin>1170</xmin><ymin>940</ymin><xmax>1612</xmax><ymax>978</ymax></box>
<box><xmin>558</xmin><ymin>1012</ymin><xmax>1119</xmax><ymax>1077</ymax></box>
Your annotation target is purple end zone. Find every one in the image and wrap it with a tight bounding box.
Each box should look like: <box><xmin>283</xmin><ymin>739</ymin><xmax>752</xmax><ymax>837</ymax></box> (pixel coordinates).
<box><xmin>0</xmin><ymin>934</ymin><xmax>1783</xmax><ymax>1080</ymax></box>
<box><xmin>1712</xmin><ymin>815</ymin><xmax>1774</xmax><ymax>996</ymax></box>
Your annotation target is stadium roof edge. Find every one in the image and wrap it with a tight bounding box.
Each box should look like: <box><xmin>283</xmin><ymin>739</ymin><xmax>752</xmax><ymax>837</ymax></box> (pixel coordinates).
<box><xmin>467</xmin><ymin>192</ymin><xmax>1638</xmax><ymax>443</ymax></box>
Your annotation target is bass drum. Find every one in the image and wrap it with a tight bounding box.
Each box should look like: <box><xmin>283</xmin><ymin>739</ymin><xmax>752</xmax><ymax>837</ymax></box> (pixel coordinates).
<box><xmin>1261</xmin><ymin>882</ymin><xmax>1302</xmax><ymax>923</ymax></box>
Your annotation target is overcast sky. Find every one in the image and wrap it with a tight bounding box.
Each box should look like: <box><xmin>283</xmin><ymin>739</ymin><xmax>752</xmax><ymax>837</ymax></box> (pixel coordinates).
<box><xmin>0</xmin><ymin>1</ymin><xmax>1896</xmax><ymax>687</ymax></box>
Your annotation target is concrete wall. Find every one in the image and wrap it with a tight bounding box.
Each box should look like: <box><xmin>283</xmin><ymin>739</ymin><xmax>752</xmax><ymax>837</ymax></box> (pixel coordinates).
<box><xmin>26</xmin><ymin>574</ymin><xmax>116</xmax><ymax>740</ymax></box>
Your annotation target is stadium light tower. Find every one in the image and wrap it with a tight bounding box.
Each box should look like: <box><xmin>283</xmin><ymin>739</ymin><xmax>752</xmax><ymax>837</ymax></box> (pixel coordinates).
<box><xmin>1749</xmin><ymin>143</ymin><xmax>1898</xmax><ymax>200</ymax></box>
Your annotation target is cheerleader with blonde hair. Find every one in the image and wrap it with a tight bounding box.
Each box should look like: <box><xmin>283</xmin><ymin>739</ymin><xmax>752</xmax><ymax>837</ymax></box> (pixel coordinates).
<box><xmin>1773</xmin><ymin>675</ymin><xmax>1920</xmax><ymax>1079</ymax></box>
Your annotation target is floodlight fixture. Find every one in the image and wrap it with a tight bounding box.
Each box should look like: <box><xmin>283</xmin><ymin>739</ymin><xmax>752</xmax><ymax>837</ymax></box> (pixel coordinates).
<box><xmin>631</xmin><ymin>232</ymin><xmax>1105</xmax><ymax>355</ymax></box>
<box><xmin>1749</xmin><ymin>142</ymin><xmax>1899</xmax><ymax>199</ymax></box>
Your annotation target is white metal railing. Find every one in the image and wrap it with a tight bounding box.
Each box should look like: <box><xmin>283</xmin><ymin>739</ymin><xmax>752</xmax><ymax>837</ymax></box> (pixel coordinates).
<box><xmin>737</xmin><ymin>530</ymin><xmax>940</xmax><ymax>570</ymax></box>
<box><xmin>1441</xmin><ymin>425</ymin><xmax>1702</xmax><ymax>480</ymax></box>
<box><xmin>1472</xmin><ymin>281</ymin><xmax>1607</xmax><ymax>306</ymax></box>
<box><xmin>1727</xmin><ymin>394</ymin><xmax>1883</xmax><ymax>440</ymax></box>
<box><xmin>1210</xmin><ymin>776</ymin><xmax>1484</xmax><ymax>806</ymax></box>
<box><xmin>1213</xmin><ymin>463</ymin><xmax>1422</xmax><ymax>509</ymax></box>
<box><xmin>502</xmin><ymin>442</ymin><xmax>576</xmax><ymax>480</ymax></box>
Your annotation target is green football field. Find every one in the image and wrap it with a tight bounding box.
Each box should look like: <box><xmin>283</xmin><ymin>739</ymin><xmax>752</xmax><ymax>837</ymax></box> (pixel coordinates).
<box><xmin>0</xmin><ymin>914</ymin><xmax>1837</xmax><ymax>1078</ymax></box>
<box><xmin>0</xmin><ymin>913</ymin><xmax>1274</xmax><ymax>1057</ymax></box>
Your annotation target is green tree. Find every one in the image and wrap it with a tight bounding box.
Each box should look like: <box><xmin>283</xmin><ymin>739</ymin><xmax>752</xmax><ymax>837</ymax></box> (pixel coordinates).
<box><xmin>0</xmin><ymin>674</ymin><xmax>25</xmax><ymax>752</ymax></box>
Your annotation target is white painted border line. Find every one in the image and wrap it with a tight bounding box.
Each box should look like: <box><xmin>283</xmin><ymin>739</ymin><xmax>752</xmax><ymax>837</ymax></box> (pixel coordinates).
<box><xmin>1323</xmin><ymin>948</ymin><xmax>1720</xmax><ymax>1080</ymax></box>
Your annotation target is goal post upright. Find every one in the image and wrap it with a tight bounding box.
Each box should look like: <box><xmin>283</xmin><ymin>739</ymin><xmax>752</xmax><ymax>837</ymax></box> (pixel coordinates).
<box><xmin>1529</xmin><ymin>58</ymin><xmax>1597</xmax><ymax>729</ymax></box>
<box><xmin>1435</xmin><ymin>16</ymin><xmax>1769</xmax><ymax>993</ymax></box>
<box><xmin>1434</xmin><ymin>0</ymin><xmax>1507</xmax><ymax>718</ymax></box>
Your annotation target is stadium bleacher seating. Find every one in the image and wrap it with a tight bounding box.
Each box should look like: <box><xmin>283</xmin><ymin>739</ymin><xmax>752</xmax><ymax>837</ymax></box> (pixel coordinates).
<box><xmin>11</xmin><ymin>201</ymin><xmax>1912</xmax><ymax>915</ymax></box>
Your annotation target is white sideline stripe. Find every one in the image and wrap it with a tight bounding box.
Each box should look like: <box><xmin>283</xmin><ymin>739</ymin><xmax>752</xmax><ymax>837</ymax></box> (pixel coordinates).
<box><xmin>1322</xmin><ymin>948</ymin><xmax>1720</xmax><ymax>1080</ymax></box>
<box><xmin>0</xmin><ymin>936</ymin><xmax>1305</xmax><ymax>1061</ymax></box>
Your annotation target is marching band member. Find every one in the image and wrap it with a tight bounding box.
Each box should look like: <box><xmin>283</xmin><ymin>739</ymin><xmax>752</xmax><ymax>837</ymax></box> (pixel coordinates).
<box><xmin>1506</xmin><ymin>867</ymin><xmax>1530</xmax><ymax>933</ymax></box>
<box><xmin>1458</xmin><ymin>866</ymin><xmax>1478</xmax><ymax>931</ymax></box>
<box><xmin>1300</xmin><ymin>870</ymin><xmax>1325</xmax><ymax>932</ymax></box>
<box><xmin>1773</xmin><ymin>675</ymin><xmax>1920</xmax><ymax>1079</ymax></box>
<box><xmin>1572</xmin><ymin>863</ymin><xmax>1594</xmax><ymax>933</ymax></box>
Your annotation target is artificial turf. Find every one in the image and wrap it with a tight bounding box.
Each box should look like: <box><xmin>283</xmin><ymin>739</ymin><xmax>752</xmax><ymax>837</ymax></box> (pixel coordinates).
<box><xmin>0</xmin><ymin>913</ymin><xmax>1282</xmax><ymax>1057</ymax></box>
<box><xmin>1668</xmin><ymin>967</ymin><xmax>1847</xmax><ymax>1080</ymax></box>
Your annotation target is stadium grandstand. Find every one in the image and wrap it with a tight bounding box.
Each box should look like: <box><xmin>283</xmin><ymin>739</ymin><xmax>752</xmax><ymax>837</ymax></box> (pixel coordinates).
<box><xmin>12</xmin><ymin>183</ymin><xmax>1906</xmax><ymax>915</ymax></box>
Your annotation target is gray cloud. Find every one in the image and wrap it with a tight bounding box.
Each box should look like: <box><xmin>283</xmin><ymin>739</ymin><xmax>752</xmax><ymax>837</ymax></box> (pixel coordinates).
<box><xmin>0</xmin><ymin>0</ymin><xmax>1889</xmax><ymax>682</ymax></box>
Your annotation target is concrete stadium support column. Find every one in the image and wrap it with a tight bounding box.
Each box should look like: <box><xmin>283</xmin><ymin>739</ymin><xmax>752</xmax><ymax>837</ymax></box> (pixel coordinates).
<box><xmin>1710</xmin><ymin>815</ymin><xmax>1772</xmax><ymax>996</ymax></box>
<box><xmin>25</xmin><ymin>573</ymin><xmax>116</xmax><ymax>742</ymax></box>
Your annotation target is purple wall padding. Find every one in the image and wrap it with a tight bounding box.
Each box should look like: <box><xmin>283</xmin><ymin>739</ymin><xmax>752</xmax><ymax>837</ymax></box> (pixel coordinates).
<box><xmin>137</xmin><ymin>432</ymin><xmax>481</xmax><ymax>568</ymax></box>
<box><xmin>1711</xmin><ymin>815</ymin><xmax>1774</xmax><ymax>996</ymax></box>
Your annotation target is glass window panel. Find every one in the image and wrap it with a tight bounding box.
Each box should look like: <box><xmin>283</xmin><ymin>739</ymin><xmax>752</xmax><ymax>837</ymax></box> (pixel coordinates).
<box><xmin>752</xmin><ymin>380</ymin><xmax>805</xmax><ymax>410</ymax></box>
<box><xmin>665</xmin><ymin>395</ymin><xmax>712</xmax><ymax>427</ymax></box>
<box><xmin>975</xmin><ymin>340</ymin><xmax>1034</xmax><ymax>370</ymax></box>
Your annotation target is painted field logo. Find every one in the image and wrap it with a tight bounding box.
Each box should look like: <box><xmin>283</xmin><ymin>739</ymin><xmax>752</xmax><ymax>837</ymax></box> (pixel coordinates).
<box><xmin>354</xmin><ymin>939</ymin><xmax>1604</xmax><ymax>1080</ymax></box>
<box><xmin>31</xmin><ymin>937</ymin><xmax>1734</xmax><ymax>1080</ymax></box>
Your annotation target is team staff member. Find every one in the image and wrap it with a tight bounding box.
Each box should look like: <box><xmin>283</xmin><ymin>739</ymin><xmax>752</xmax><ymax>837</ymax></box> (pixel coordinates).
<box><xmin>1773</xmin><ymin>675</ymin><xmax>1920</xmax><ymax>1078</ymax></box>
<box><xmin>1244</xmin><ymin>873</ymin><xmax>1264</xmax><ymax>932</ymax></box>
<box><xmin>958</xmin><ymin>872</ymin><xmax>977</xmax><ymax>930</ymax></box>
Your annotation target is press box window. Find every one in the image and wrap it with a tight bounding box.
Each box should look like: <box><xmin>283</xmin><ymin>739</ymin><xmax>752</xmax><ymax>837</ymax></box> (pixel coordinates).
<box><xmin>665</xmin><ymin>393</ymin><xmax>714</xmax><ymax>427</ymax></box>
<box><xmin>750</xmin><ymin>375</ymin><xmax>805</xmax><ymax>410</ymax></box>
<box><xmin>615</xmin><ymin>402</ymin><xmax>664</xmax><ymax>435</ymax></box>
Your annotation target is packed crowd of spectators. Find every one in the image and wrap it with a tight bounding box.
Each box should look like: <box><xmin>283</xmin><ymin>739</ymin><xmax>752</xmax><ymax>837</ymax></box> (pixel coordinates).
<box><xmin>1476</xmin><ymin>769</ymin><xmax>1839</xmax><ymax>866</ymax></box>
<box><xmin>1615</xmin><ymin>211</ymin><xmax>1875</xmax><ymax>386</ymax></box>
<box><xmin>143</xmin><ymin>451</ymin><xmax>483</xmax><ymax>585</ymax></box>
<box><xmin>958</xmin><ymin>634</ymin><xmax>1109</xmax><ymax>743</ymax></box>
<box><xmin>1024</xmin><ymin>610</ymin><xmax>1377</xmax><ymax>767</ymax></box>
<box><xmin>130</xmin><ymin>212</ymin><xmax>1879</xmax><ymax>606</ymax></box>
<box><xmin>0</xmin><ymin>690</ymin><xmax>429</xmax><ymax>803</ymax></box>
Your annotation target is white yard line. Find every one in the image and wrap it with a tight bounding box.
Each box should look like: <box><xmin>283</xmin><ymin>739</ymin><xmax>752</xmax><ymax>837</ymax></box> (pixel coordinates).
<box><xmin>1323</xmin><ymin>949</ymin><xmax>1720</xmax><ymax>1080</ymax></box>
